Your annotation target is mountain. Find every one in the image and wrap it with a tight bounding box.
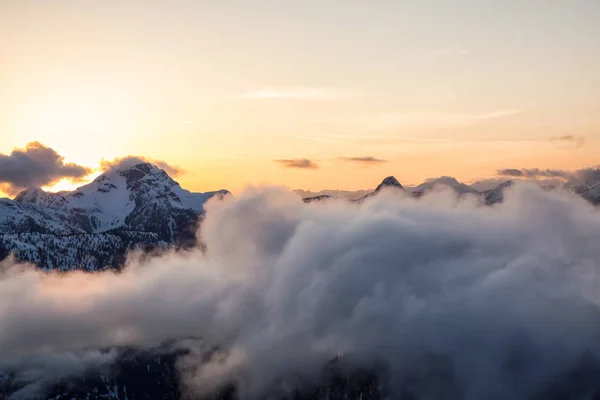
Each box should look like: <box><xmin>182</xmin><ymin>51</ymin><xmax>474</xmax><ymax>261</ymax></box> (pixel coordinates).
<box><xmin>300</xmin><ymin>173</ymin><xmax>600</xmax><ymax>208</ymax></box>
<box><xmin>566</xmin><ymin>169</ymin><xmax>600</xmax><ymax>204</ymax></box>
<box><xmin>12</xmin><ymin>163</ymin><xmax>229</xmax><ymax>239</ymax></box>
<box><xmin>351</xmin><ymin>176</ymin><xmax>405</xmax><ymax>203</ymax></box>
<box><xmin>412</xmin><ymin>176</ymin><xmax>478</xmax><ymax>197</ymax></box>
<box><xmin>482</xmin><ymin>180</ymin><xmax>514</xmax><ymax>205</ymax></box>
<box><xmin>469</xmin><ymin>178</ymin><xmax>565</xmax><ymax>192</ymax></box>
<box><xmin>294</xmin><ymin>189</ymin><xmax>372</xmax><ymax>201</ymax></box>
<box><xmin>374</xmin><ymin>176</ymin><xmax>404</xmax><ymax>193</ymax></box>
<box><xmin>1</xmin><ymin>348</ymin><xmax>380</xmax><ymax>400</ymax></box>
<box><xmin>304</xmin><ymin>176</ymin><xmax>479</xmax><ymax>204</ymax></box>
<box><xmin>0</xmin><ymin>162</ymin><xmax>229</xmax><ymax>270</ymax></box>
<box><xmin>581</xmin><ymin>185</ymin><xmax>600</xmax><ymax>204</ymax></box>
<box><xmin>303</xmin><ymin>194</ymin><xmax>334</xmax><ymax>203</ymax></box>
<box><xmin>301</xmin><ymin>177</ymin><xmax>405</xmax><ymax>204</ymax></box>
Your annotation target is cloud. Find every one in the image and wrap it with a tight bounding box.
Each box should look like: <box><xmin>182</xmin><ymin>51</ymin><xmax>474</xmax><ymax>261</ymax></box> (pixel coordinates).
<box><xmin>238</xmin><ymin>87</ymin><xmax>359</xmax><ymax>100</ymax></box>
<box><xmin>551</xmin><ymin>135</ymin><xmax>586</xmax><ymax>148</ymax></box>
<box><xmin>475</xmin><ymin>109</ymin><xmax>522</xmax><ymax>120</ymax></box>
<box><xmin>100</xmin><ymin>156</ymin><xmax>183</xmax><ymax>176</ymax></box>
<box><xmin>4</xmin><ymin>349</ymin><xmax>118</xmax><ymax>399</ymax></box>
<box><xmin>274</xmin><ymin>159</ymin><xmax>319</xmax><ymax>169</ymax></box>
<box><xmin>5</xmin><ymin>186</ymin><xmax>600</xmax><ymax>398</ymax></box>
<box><xmin>497</xmin><ymin>168</ymin><xmax>575</xmax><ymax>180</ymax></box>
<box><xmin>497</xmin><ymin>168</ymin><xmax>525</xmax><ymax>177</ymax></box>
<box><xmin>339</xmin><ymin>156</ymin><xmax>388</xmax><ymax>166</ymax></box>
<box><xmin>0</xmin><ymin>142</ymin><xmax>91</xmax><ymax>195</ymax></box>
<box><xmin>355</xmin><ymin>110</ymin><xmax>523</xmax><ymax>129</ymax></box>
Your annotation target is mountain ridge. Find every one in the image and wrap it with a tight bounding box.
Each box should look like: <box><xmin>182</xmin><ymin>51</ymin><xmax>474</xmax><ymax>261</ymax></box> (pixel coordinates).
<box><xmin>303</xmin><ymin>172</ymin><xmax>600</xmax><ymax>206</ymax></box>
<box><xmin>0</xmin><ymin>162</ymin><xmax>230</xmax><ymax>270</ymax></box>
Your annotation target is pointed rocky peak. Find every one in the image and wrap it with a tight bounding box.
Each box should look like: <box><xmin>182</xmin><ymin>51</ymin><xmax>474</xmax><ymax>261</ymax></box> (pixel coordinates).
<box><xmin>375</xmin><ymin>176</ymin><xmax>404</xmax><ymax>192</ymax></box>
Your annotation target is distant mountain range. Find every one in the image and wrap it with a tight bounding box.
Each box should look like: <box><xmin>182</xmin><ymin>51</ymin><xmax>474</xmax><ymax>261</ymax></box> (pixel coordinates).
<box><xmin>0</xmin><ymin>162</ymin><xmax>229</xmax><ymax>270</ymax></box>
<box><xmin>4</xmin><ymin>166</ymin><xmax>600</xmax><ymax>271</ymax></box>
<box><xmin>303</xmin><ymin>174</ymin><xmax>600</xmax><ymax>206</ymax></box>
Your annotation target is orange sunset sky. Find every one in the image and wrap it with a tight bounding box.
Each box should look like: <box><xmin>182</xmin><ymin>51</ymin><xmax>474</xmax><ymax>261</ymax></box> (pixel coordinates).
<box><xmin>1</xmin><ymin>1</ymin><xmax>599</xmax><ymax>196</ymax></box>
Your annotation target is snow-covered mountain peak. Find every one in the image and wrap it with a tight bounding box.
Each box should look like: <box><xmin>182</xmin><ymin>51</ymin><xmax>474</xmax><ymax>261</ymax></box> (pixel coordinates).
<box><xmin>4</xmin><ymin>162</ymin><xmax>230</xmax><ymax>244</ymax></box>
<box><xmin>119</xmin><ymin>162</ymin><xmax>178</xmax><ymax>188</ymax></box>
<box><xmin>14</xmin><ymin>187</ymin><xmax>68</xmax><ymax>208</ymax></box>
<box><xmin>83</xmin><ymin>162</ymin><xmax>178</xmax><ymax>195</ymax></box>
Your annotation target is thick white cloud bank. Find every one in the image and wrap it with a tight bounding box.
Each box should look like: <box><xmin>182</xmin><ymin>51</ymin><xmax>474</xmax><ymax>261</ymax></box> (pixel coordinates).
<box><xmin>3</xmin><ymin>184</ymin><xmax>600</xmax><ymax>399</ymax></box>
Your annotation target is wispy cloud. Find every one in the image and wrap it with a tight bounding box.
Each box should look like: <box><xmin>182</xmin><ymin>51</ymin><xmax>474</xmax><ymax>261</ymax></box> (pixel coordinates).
<box><xmin>238</xmin><ymin>87</ymin><xmax>359</xmax><ymax>100</ymax></box>
<box><xmin>551</xmin><ymin>135</ymin><xmax>586</xmax><ymax>148</ymax></box>
<box><xmin>274</xmin><ymin>159</ymin><xmax>319</xmax><ymax>169</ymax></box>
<box><xmin>339</xmin><ymin>156</ymin><xmax>388</xmax><ymax>166</ymax></box>
<box><xmin>497</xmin><ymin>168</ymin><xmax>574</xmax><ymax>180</ymax></box>
<box><xmin>476</xmin><ymin>109</ymin><xmax>523</xmax><ymax>120</ymax></box>
<box><xmin>297</xmin><ymin>134</ymin><xmax>456</xmax><ymax>144</ymax></box>
<box><xmin>306</xmin><ymin>110</ymin><xmax>523</xmax><ymax>132</ymax></box>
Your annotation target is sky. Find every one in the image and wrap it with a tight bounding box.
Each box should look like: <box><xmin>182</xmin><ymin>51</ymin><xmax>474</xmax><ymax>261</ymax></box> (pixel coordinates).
<box><xmin>1</xmin><ymin>0</ymin><xmax>599</xmax><ymax>196</ymax></box>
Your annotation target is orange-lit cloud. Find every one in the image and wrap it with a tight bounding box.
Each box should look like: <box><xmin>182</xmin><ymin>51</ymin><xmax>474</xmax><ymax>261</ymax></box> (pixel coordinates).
<box><xmin>274</xmin><ymin>159</ymin><xmax>319</xmax><ymax>169</ymax></box>
<box><xmin>0</xmin><ymin>142</ymin><xmax>91</xmax><ymax>195</ymax></box>
<box><xmin>100</xmin><ymin>156</ymin><xmax>183</xmax><ymax>176</ymax></box>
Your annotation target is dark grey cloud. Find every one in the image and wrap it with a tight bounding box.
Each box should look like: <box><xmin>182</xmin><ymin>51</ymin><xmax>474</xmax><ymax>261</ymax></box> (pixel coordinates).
<box><xmin>497</xmin><ymin>168</ymin><xmax>574</xmax><ymax>180</ymax></box>
<box><xmin>497</xmin><ymin>168</ymin><xmax>523</xmax><ymax>177</ymax></box>
<box><xmin>100</xmin><ymin>156</ymin><xmax>183</xmax><ymax>176</ymax></box>
<box><xmin>274</xmin><ymin>159</ymin><xmax>319</xmax><ymax>169</ymax></box>
<box><xmin>339</xmin><ymin>156</ymin><xmax>387</xmax><ymax>166</ymax></box>
<box><xmin>551</xmin><ymin>135</ymin><xmax>586</xmax><ymax>148</ymax></box>
<box><xmin>4</xmin><ymin>186</ymin><xmax>600</xmax><ymax>398</ymax></box>
<box><xmin>0</xmin><ymin>142</ymin><xmax>91</xmax><ymax>194</ymax></box>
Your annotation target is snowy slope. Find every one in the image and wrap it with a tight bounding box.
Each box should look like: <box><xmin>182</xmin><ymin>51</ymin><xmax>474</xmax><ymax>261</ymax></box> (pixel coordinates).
<box><xmin>0</xmin><ymin>198</ymin><xmax>88</xmax><ymax>235</ymax></box>
<box><xmin>567</xmin><ymin>169</ymin><xmax>600</xmax><ymax>204</ymax></box>
<box><xmin>1</xmin><ymin>162</ymin><xmax>230</xmax><ymax>269</ymax></box>
<box><xmin>13</xmin><ymin>162</ymin><xmax>230</xmax><ymax>236</ymax></box>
